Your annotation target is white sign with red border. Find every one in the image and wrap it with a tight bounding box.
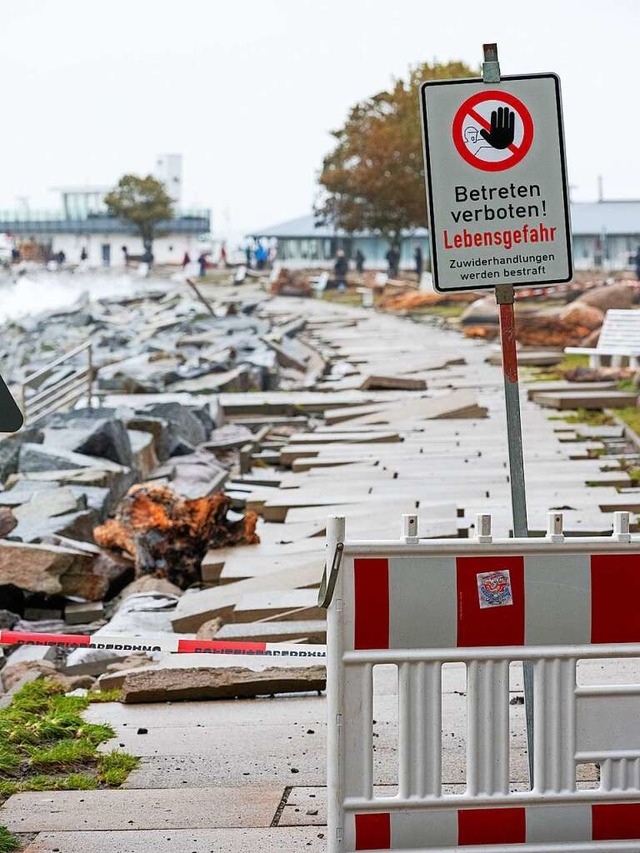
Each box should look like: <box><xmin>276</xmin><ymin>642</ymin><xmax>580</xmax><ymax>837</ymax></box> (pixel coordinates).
<box><xmin>420</xmin><ymin>74</ymin><xmax>572</xmax><ymax>293</ymax></box>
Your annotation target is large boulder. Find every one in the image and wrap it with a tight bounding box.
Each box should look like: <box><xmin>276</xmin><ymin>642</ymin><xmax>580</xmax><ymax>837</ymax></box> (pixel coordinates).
<box><xmin>575</xmin><ymin>283</ymin><xmax>637</xmax><ymax>312</ymax></box>
<box><xmin>558</xmin><ymin>302</ymin><xmax>605</xmax><ymax>328</ymax></box>
<box><xmin>0</xmin><ymin>541</ymin><xmax>95</xmax><ymax>595</ymax></box>
<box><xmin>141</xmin><ymin>401</ymin><xmax>212</xmax><ymax>446</ymax></box>
<box><xmin>460</xmin><ymin>297</ymin><xmax>499</xmax><ymax>326</ymax></box>
<box><xmin>71</xmin><ymin>419</ymin><xmax>134</xmax><ymax>467</ymax></box>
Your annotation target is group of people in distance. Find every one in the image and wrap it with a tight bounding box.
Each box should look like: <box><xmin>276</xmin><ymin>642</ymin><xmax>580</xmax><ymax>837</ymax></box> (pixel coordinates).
<box><xmin>333</xmin><ymin>243</ymin><xmax>424</xmax><ymax>290</ymax></box>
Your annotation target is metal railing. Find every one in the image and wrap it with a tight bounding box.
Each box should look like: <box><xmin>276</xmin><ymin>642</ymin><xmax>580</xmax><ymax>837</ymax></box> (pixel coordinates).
<box><xmin>20</xmin><ymin>342</ymin><xmax>93</xmax><ymax>425</ymax></box>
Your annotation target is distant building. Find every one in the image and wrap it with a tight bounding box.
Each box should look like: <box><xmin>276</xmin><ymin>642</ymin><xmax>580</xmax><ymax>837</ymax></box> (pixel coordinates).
<box><xmin>155</xmin><ymin>154</ymin><xmax>183</xmax><ymax>205</ymax></box>
<box><xmin>0</xmin><ymin>184</ymin><xmax>209</xmax><ymax>267</ymax></box>
<box><xmin>248</xmin><ymin>201</ymin><xmax>640</xmax><ymax>272</ymax></box>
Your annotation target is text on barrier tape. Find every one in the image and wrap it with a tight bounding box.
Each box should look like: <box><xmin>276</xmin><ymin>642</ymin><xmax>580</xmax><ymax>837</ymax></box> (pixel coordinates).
<box><xmin>0</xmin><ymin>630</ymin><xmax>327</xmax><ymax>659</ymax></box>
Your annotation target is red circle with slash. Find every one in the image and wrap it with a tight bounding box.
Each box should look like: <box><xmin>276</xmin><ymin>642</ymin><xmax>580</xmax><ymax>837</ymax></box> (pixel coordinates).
<box><xmin>452</xmin><ymin>90</ymin><xmax>534</xmax><ymax>172</ymax></box>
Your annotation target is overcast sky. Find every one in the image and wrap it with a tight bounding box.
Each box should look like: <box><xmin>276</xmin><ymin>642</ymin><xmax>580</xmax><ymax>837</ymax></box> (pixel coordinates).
<box><xmin>2</xmin><ymin>0</ymin><xmax>638</xmax><ymax>237</ymax></box>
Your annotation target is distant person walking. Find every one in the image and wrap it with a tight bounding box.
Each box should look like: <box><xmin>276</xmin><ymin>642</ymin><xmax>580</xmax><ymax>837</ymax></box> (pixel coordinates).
<box><xmin>385</xmin><ymin>244</ymin><xmax>400</xmax><ymax>279</ymax></box>
<box><xmin>198</xmin><ymin>252</ymin><xmax>208</xmax><ymax>278</ymax></box>
<box><xmin>80</xmin><ymin>247</ymin><xmax>88</xmax><ymax>262</ymax></box>
<box><xmin>121</xmin><ymin>245</ymin><xmax>129</xmax><ymax>267</ymax></box>
<box><xmin>414</xmin><ymin>244</ymin><xmax>423</xmax><ymax>278</ymax></box>
<box><xmin>182</xmin><ymin>251</ymin><xmax>191</xmax><ymax>269</ymax></box>
<box><xmin>334</xmin><ymin>249</ymin><xmax>348</xmax><ymax>293</ymax></box>
<box><xmin>255</xmin><ymin>243</ymin><xmax>268</xmax><ymax>270</ymax></box>
<box><xmin>355</xmin><ymin>249</ymin><xmax>365</xmax><ymax>274</ymax></box>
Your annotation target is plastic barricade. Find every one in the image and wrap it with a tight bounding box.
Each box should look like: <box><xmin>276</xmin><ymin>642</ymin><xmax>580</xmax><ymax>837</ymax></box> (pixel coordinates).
<box><xmin>325</xmin><ymin>512</ymin><xmax>640</xmax><ymax>852</ymax></box>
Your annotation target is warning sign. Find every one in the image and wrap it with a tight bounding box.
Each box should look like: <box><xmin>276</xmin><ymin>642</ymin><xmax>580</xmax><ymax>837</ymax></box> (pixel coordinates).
<box><xmin>452</xmin><ymin>90</ymin><xmax>533</xmax><ymax>172</ymax></box>
<box><xmin>420</xmin><ymin>74</ymin><xmax>572</xmax><ymax>292</ymax></box>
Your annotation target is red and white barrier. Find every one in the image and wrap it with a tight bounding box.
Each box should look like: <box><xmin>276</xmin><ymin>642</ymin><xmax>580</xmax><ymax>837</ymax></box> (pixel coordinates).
<box><xmin>326</xmin><ymin>512</ymin><xmax>640</xmax><ymax>852</ymax></box>
<box><xmin>0</xmin><ymin>630</ymin><xmax>326</xmax><ymax>660</ymax></box>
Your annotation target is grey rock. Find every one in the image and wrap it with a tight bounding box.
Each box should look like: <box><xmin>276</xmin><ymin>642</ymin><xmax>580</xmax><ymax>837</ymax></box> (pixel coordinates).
<box><xmin>0</xmin><ymin>439</ymin><xmax>21</xmax><ymax>482</ymax></box>
<box><xmin>0</xmin><ymin>609</ymin><xmax>19</xmax><ymax>630</ymax></box>
<box><xmin>141</xmin><ymin>402</ymin><xmax>209</xmax><ymax>446</ymax></box>
<box><xmin>4</xmin><ymin>644</ymin><xmax>57</xmax><ymax>665</ymax></box>
<box><xmin>72</xmin><ymin>419</ymin><xmax>134</xmax><ymax>468</ymax></box>
<box><xmin>46</xmin><ymin>407</ymin><xmax>119</xmax><ymax>426</ymax></box>
<box><xmin>0</xmin><ymin>480</ymin><xmax>112</xmax><ymax>519</ymax></box>
<box><xmin>12</xmin><ymin>487</ymin><xmax>84</xmax><ymax>520</ymax></box>
<box><xmin>9</xmin><ymin>508</ymin><xmax>98</xmax><ymax>545</ymax></box>
<box><xmin>126</xmin><ymin>417</ymin><xmax>172</xmax><ymax>462</ymax></box>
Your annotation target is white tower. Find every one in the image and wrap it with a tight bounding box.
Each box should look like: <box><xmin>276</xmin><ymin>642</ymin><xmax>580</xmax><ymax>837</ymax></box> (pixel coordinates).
<box><xmin>155</xmin><ymin>154</ymin><xmax>183</xmax><ymax>205</ymax></box>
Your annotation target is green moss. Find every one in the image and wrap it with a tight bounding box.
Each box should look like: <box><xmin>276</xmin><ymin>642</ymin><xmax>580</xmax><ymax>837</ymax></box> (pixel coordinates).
<box><xmin>97</xmin><ymin>751</ymin><xmax>140</xmax><ymax>786</ymax></box>
<box><xmin>0</xmin><ymin>826</ymin><xmax>20</xmax><ymax>853</ymax></box>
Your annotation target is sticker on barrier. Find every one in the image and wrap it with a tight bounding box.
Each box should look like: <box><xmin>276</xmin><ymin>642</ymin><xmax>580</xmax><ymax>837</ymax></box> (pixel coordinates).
<box><xmin>0</xmin><ymin>630</ymin><xmax>326</xmax><ymax>660</ymax></box>
<box><xmin>325</xmin><ymin>512</ymin><xmax>640</xmax><ymax>852</ymax></box>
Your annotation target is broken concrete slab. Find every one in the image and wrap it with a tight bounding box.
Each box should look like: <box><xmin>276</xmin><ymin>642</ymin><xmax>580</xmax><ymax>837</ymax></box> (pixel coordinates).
<box><xmin>99</xmin><ymin>664</ymin><xmax>326</xmax><ymax>703</ymax></box>
<box><xmin>22</xmin><ymin>827</ymin><xmax>327</xmax><ymax>852</ymax></box>
<box><xmin>171</xmin><ymin>561</ymin><xmax>323</xmax><ymax>632</ymax></box>
<box><xmin>215</xmin><ymin>621</ymin><xmax>326</xmax><ymax>644</ymax></box>
<box><xmin>0</xmin><ymin>787</ymin><xmax>284</xmax><ymax>832</ymax></box>
<box><xmin>11</xmin><ymin>486</ymin><xmax>82</xmax><ymax>520</ymax></box>
<box><xmin>533</xmin><ymin>390</ymin><xmax>638</xmax><ymax>409</ymax></box>
<box><xmin>231</xmin><ymin>590</ymin><xmax>324</xmax><ymax>622</ymax></box>
<box><xmin>65</xmin><ymin>601</ymin><xmax>105</xmax><ymax>625</ymax></box>
<box><xmin>360</xmin><ymin>373</ymin><xmax>427</xmax><ymax>391</ymax></box>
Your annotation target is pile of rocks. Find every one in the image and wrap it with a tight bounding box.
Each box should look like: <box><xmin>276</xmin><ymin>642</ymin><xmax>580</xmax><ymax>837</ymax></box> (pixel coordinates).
<box><xmin>2</xmin><ymin>285</ymin><xmax>281</xmax><ymax>396</ymax></box>
<box><xmin>0</xmin><ymin>397</ymin><xmax>262</xmax><ymax>699</ymax></box>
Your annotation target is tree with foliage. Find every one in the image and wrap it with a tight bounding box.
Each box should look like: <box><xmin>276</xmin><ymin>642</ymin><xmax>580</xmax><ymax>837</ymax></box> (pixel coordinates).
<box><xmin>316</xmin><ymin>60</ymin><xmax>478</xmax><ymax>242</ymax></box>
<box><xmin>104</xmin><ymin>174</ymin><xmax>174</xmax><ymax>251</ymax></box>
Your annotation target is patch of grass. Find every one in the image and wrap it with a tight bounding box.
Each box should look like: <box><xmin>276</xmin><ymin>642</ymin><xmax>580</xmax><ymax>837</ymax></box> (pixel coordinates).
<box><xmin>617</xmin><ymin>406</ymin><xmax>640</xmax><ymax>437</ymax></box>
<box><xmin>0</xmin><ymin>746</ymin><xmax>21</xmax><ymax>777</ymax></box>
<box><xmin>97</xmin><ymin>751</ymin><xmax>140</xmax><ymax>786</ymax></box>
<box><xmin>549</xmin><ymin>408</ymin><xmax>615</xmax><ymax>427</ymax></box>
<box><xmin>0</xmin><ymin>826</ymin><xmax>20</xmax><ymax>853</ymax></box>
<box><xmin>321</xmin><ymin>289</ymin><xmax>369</xmax><ymax>306</ymax></box>
<box><xmin>0</xmin><ymin>678</ymin><xmax>135</xmax><ymax>805</ymax></box>
<box><xmin>28</xmin><ymin>738</ymin><xmax>98</xmax><ymax>771</ymax></box>
<box><xmin>87</xmin><ymin>689</ymin><xmax>122</xmax><ymax>704</ymax></box>
<box><xmin>0</xmin><ymin>782</ymin><xmax>19</xmax><ymax>798</ymax></box>
<box><xmin>410</xmin><ymin>303</ymin><xmax>467</xmax><ymax>318</ymax></box>
<box><xmin>531</xmin><ymin>353</ymin><xmax>590</xmax><ymax>382</ymax></box>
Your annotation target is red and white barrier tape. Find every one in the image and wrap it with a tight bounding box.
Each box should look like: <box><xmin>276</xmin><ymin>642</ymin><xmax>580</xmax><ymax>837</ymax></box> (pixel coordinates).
<box><xmin>0</xmin><ymin>630</ymin><xmax>326</xmax><ymax>659</ymax></box>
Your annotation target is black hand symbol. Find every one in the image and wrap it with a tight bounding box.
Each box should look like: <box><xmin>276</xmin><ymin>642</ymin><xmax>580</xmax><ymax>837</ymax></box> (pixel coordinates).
<box><xmin>480</xmin><ymin>107</ymin><xmax>515</xmax><ymax>149</ymax></box>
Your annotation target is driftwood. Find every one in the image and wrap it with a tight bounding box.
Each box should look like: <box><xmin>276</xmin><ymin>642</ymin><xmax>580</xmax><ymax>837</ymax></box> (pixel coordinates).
<box><xmin>94</xmin><ymin>484</ymin><xmax>259</xmax><ymax>589</ymax></box>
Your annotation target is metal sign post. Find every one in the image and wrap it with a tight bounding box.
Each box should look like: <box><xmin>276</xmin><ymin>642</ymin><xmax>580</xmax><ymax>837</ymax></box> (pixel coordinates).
<box><xmin>485</xmin><ymin>41</ymin><xmax>535</xmax><ymax>786</ymax></box>
<box><xmin>419</xmin><ymin>41</ymin><xmax>578</xmax><ymax>785</ymax></box>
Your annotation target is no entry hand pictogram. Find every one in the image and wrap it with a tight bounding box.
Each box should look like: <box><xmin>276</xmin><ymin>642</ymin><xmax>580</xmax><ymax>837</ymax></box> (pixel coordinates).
<box><xmin>452</xmin><ymin>90</ymin><xmax>534</xmax><ymax>172</ymax></box>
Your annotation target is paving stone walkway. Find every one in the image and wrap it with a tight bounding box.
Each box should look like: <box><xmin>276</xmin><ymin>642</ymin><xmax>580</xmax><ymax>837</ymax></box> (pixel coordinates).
<box><xmin>0</xmin><ymin>293</ymin><xmax>628</xmax><ymax>851</ymax></box>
